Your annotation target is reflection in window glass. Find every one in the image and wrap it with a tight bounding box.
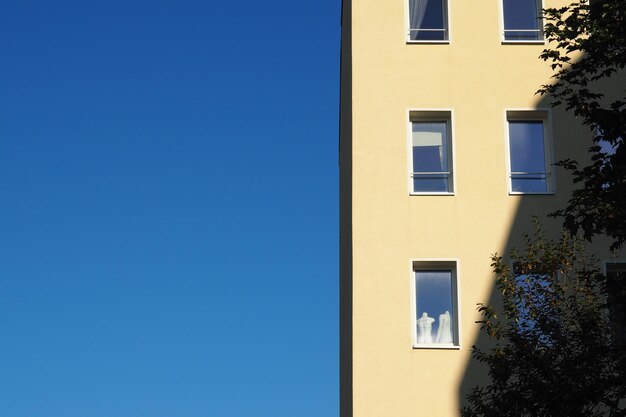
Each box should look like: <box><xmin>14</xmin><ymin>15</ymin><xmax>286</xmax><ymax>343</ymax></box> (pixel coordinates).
<box><xmin>409</xmin><ymin>0</ymin><xmax>448</xmax><ymax>41</ymax></box>
<box><xmin>595</xmin><ymin>128</ymin><xmax>618</xmax><ymax>155</ymax></box>
<box><xmin>412</xmin><ymin>121</ymin><xmax>450</xmax><ymax>192</ymax></box>
<box><xmin>415</xmin><ymin>270</ymin><xmax>455</xmax><ymax>345</ymax></box>
<box><xmin>512</xmin><ymin>263</ymin><xmax>549</xmax><ymax>333</ymax></box>
<box><xmin>599</xmin><ymin>139</ymin><xmax>616</xmax><ymax>154</ymax></box>
<box><xmin>509</xmin><ymin>121</ymin><xmax>548</xmax><ymax>193</ymax></box>
<box><xmin>503</xmin><ymin>0</ymin><xmax>543</xmax><ymax>41</ymax></box>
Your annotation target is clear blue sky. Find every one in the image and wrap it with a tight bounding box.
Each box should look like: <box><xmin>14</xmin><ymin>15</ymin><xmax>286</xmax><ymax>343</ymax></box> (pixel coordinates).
<box><xmin>0</xmin><ymin>1</ymin><xmax>339</xmax><ymax>416</ymax></box>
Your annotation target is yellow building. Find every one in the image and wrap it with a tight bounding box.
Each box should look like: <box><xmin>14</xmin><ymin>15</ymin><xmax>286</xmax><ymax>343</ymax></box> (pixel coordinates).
<box><xmin>339</xmin><ymin>0</ymin><xmax>624</xmax><ymax>416</ymax></box>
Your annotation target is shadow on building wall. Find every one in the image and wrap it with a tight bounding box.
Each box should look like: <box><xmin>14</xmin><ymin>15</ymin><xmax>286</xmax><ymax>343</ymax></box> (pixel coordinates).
<box><xmin>456</xmin><ymin>84</ymin><xmax>624</xmax><ymax>411</ymax></box>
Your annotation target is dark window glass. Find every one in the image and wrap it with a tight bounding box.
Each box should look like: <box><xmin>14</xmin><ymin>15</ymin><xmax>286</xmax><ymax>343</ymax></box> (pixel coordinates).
<box><xmin>412</xmin><ymin>121</ymin><xmax>450</xmax><ymax>192</ymax></box>
<box><xmin>503</xmin><ymin>0</ymin><xmax>543</xmax><ymax>41</ymax></box>
<box><xmin>607</xmin><ymin>263</ymin><xmax>626</xmax><ymax>347</ymax></box>
<box><xmin>509</xmin><ymin>121</ymin><xmax>548</xmax><ymax>193</ymax></box>
<box><xmin>409</xmin><ymin>0</ymin><xmax>448</xmax><ymax>41</ymax></box>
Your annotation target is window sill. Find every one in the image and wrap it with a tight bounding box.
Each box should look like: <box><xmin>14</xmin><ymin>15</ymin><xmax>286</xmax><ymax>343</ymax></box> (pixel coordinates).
<box><xmin>508</xmin><ymin>191</ymin><xmax>555</xmax><ymax>196</ymax></box>
<box><xmin>410</xmin><ymin>192</ymin><xmax>455</xmax><ymax>196</ymax></box>
<box><xmin>501</xmin><ymin>40</ymin><xmax>545</xmax><ymax>45</ymax></box>
<box><xmin>406</xmin><ymin>40</ymin><xmax>450</xmax><ymax>44</ymax></box>
<box><xmin>413</xmin><ymin>344</ymin><xmax>461</xmax><ymax>350</ymax></box>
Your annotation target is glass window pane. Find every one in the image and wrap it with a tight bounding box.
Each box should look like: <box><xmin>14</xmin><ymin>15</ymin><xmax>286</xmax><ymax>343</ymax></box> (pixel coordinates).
<box><xmin>409</xmin><ymin>0</ymin><xmax>448</xmax><ymax>41</ymax></box>
<box><xmin>503</xmin><ymin>0</ymin><xmax>540</xmax><ymax>29</ymax></box>
<box><xmin>413</xmin><ymin>177</ymin><xmax>450</xmax><ymax>193</ymax></box>
<box><xmin>504</xmin><ymin>30</ymin><xmax>543</xmax><ymax>41</ymax></box>
<box><xmin>607</xmin><ymin>263</ymin><xmax>626</xmax><ymax>278</ymax></box>
<box><xmin>599</xmin><ymin>139</ymin><xmax>617</xmax><ymax>155</ymax></box>
<box><xmin>412</xmin><ymin>121</ymin><xmax>449</xmax><ymax>192</ymax></box>
<box><xmin>415</xmin><ymin>270</ymin><xmax>455</xmax><ymax>344</ymax></box>
<box><xmin>412</xmin><ymin>122</ymin><xmax>447</xmax><ymax>172</ymax></box>
<box><xmin>512</xmin><ymin>263</ymin><xmax>551</xmax><ymax>332</ymax></box>
<box><xmin>511</xmin><ymin>177</ymin><xmax>547</xmax><ymax>193</ymax></box>
<box><xmin>503</xmin><ymin>0</ymin><xmax>543</xmax><ymax>40</ymax></box>
<box><xmin>606</xmin><ymin>263</ymin><xmax>626</xmax><ymax>345</ymax></box>
<box><xmin>420</xmin><ymin>0</ymin><xmax>445</xmax><ymax>29</ymax></box>
<box><xmin>509</xmin><ymin>121</ymin><xmax>546</xmax><ymax>171</ymax></box>
<box><xmin>509</xmin><ymin>121</ymin><xmax>547</xmax><ymax>192</ymax></box>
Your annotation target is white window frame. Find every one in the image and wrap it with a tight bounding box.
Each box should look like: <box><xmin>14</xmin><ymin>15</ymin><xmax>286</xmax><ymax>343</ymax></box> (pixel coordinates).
<box><xmin>407</xmin><ymin>109</ymin><xmax>456</xmax><ymax>196</ymax></box>
<box><xmin>504</xmin><ymin>109</ymin><xmax>555</xmax><ymax>195</ymax></box>
<box><xmin>405</xmin><ymin>0</ymin><xmax>452</xmax><ymax>44</ymax></box>
<box><xmin>499</xmin><ymin>0</ymin><xmax>545</xmax><ymax>44</ymax></box>
<box><xmin>410</xmin><ymin>259</ymin><xmax>462</xmax><ymax>349</ymax></box>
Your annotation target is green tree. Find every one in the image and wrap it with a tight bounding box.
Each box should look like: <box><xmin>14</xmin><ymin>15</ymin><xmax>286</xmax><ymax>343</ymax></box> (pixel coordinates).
<box><xmin>538</xmin><ymin>0</ymin><xmax>626</xmax><ymax>249</ymax></box>
<box><xmin>461</xmin><ymin>225</ymin><xmax>626</xmax><ymax>417</ymax></box>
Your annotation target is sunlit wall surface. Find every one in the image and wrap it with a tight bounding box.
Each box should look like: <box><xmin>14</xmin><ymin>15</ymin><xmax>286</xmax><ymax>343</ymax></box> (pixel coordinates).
<box><xmin>339</xmin><ymin>0</ymin><xmax>623</xmax><ymax>416</ymax></box>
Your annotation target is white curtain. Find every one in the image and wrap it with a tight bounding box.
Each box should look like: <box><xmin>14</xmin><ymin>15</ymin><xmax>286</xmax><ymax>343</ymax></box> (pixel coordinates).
<box><xmin>409</xmin><ymin>0</ymin><xmax>429</xmax><ymax>40</ymax></box>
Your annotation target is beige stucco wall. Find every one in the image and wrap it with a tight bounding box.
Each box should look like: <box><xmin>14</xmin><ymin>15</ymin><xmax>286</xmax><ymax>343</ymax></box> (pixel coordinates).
<box><xmin>340</xmin><ymin>1</ymin><xmax>624</xmax><ymax>416</ymax></box>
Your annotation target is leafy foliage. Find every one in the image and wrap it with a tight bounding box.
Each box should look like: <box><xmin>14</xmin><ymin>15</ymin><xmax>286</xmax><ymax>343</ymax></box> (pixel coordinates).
<box><xmin>461</xmin><ymin>225</ymin><xmax>626</xmax><ymax>417</ymax></box>
<box><xmin>538</xmin><ymin>0</ymin><xmax>626</xmax><ymax>250</ymax></box>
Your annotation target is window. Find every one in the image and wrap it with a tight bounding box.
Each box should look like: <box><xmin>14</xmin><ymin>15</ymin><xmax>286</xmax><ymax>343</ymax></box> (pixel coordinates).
<box><xmin>506</xmin><ymin>111</ymin><xmax>553</xmax><ymax>194</ymax></box>
<box><xmin>606</xmin><ymin>263</ymin><xmax>626</xmax><ymax>347</ymax></box>
<box><xmin>408</xmin><ymin>0</ymin><xmax>449</xmax><ymax>42</ymax></box>
<box><xmin>511</xmin><ymin>262</ymin><xmax>550</xmax><ymax>334</ymax></box>
<box><xmin>413</xmin><ymin>261</ymin><xmax>460</xmax><ymax>348</ymax></box>
<box><xmin>502</xmin><ymin>0</ymin><xmax>543</xmax><ymax>42</ymax></box>
<box><xmin>410</xmin><ymin>111</ymin><xmax>453</xmax><ymax>194</ymax></box>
